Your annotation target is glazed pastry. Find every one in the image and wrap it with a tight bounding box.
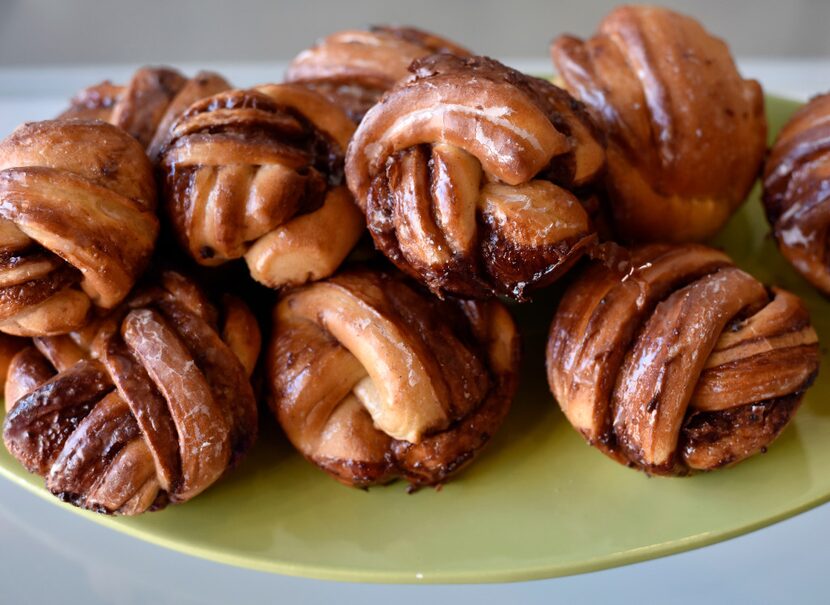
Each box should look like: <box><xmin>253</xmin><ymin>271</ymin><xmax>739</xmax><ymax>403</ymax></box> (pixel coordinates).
<box><xmin>345</xmin><ymin>54</ymin><xmax>605</xmax><ymax>300</ymax></box>
<box><xmin>268</xmin><ymin>268</ymin><xmax>519</xmax><ymax>487</ymax></box>
<box><xmin>0</xmin><ymin>120</ymin><xmax>158</xmax><ymax>336</ymax></box>
<box><xmin>61</xmin><ymin>66</ymin><xmax>230</xmax><ymax>161</ymax></box>
<box><xmin>2</xmin><ymin>271</ymin><xmax>260</xmax><ymax>515</ymax></box>
<box><xmin>0</xmin><ymin>334</ymin><xmax>26</xmax><ymax>387</ymax></box>
<box><xmin>159</xmin><ymin>83</ymin><xmax>364</xmax><ymax>289</ymax></box>
<box><xmin>763</xmin><ymin>93</ymin><xmax>830</xmax><ymax>296</ymax></box>
<box><xmin>286</xmin><ymin>26</ymin><xmax>470</xmax><ymax>122</ymax></box>
<box><xmin>546</xmin><ymin>244</ymin><xmax>819</xmax><ymax>475</ymax></box>
<box><xmin>551</xmin><ymin>6</ymin><xmax>766</xmax><ymax>243</ymax></box>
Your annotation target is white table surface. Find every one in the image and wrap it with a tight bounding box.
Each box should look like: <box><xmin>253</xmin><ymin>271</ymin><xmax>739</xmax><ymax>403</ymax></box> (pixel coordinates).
<box><xmin>0</xmin><ymin>59</ymin><xmax>828</xmax><ymax>604</ymax></box>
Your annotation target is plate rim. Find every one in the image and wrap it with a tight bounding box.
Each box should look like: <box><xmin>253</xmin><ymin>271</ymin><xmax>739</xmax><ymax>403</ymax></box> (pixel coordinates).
<box><xmin>3</xmin><ymin>460</ymin><xmax>829</xmax><ymax>584</ymax></box>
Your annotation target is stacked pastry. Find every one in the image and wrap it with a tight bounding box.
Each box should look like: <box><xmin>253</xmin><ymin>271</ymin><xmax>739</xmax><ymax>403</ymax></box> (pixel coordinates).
<box><xmin>0</xmin><ymin>5</ymin><xmax>823</xmax><ymax>516</ymax></box>
<box><xmin>546</xmin><ymin>5</ymin><xmax>819</xmax><ymax>473</ymax></box>
<box><xmin>0</xmin><ymin>115</ymin><xmax>260</xmax><ymax>513</ymax></box>
<box><xmin>285</xmin><ymin>26</ymin><xmax>471</xmax><ymax>123</ymax></box>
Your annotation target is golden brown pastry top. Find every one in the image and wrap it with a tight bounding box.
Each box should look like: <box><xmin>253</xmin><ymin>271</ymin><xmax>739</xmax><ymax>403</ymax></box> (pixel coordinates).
<box><xmin>547</xmin><ymin>243</ymin><xmax>819</xmax><ymax>475</ymax></box>
<box><xmin>158</xmin><ymin>83</ymin><xmax>364</xmax><ymax>289</ymax></box>
<box><xmin>2</xmin><ymin>270</ymin><xmax>260</xmax><ymax>515</ymax></box>
<box><xmin>345</xmin><ymin>54</ymin><xmax>605</xmax><ymax>299</ymax></box>
<box><xmin>551</xmin><ymin>5</ymin><xmax>766</xmax><ymax>242</ymax></box>
<box><xmin>763</xmin><ymin>93</ymin><xmax>830</xmax><ymax>296</ymax></box>
<box><xmin>61</xmin><ymin>66</ymin><xmax>230</xmax><ymax>161</ymax></box>
<box><xmin>0</xmin><ymin>119</ymin><xmax>158</xmax><ymax>336</ymax></box>
<box><xmin>286</xmin><ymin>26</ymin><xmax>471</xmax><ymax>122</ymax></box>
<box><xmin>268</xmin><ymin>268</ymin><xmax>519</xmax><ymax>487</ymax></box>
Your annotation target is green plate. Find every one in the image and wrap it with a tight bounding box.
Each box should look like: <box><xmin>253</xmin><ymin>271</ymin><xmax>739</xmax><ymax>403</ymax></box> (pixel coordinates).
<box><xmin>1</xmin><ymin>96</ymin><xmax>827</xmax><ymax>584</ymax></box>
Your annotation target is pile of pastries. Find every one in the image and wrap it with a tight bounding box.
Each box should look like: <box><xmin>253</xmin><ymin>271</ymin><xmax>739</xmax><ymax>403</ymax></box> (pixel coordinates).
<box><xmin>0</xmin><ymin>5</ymin><xmax>824</xmax><ymax>515</ymax></box>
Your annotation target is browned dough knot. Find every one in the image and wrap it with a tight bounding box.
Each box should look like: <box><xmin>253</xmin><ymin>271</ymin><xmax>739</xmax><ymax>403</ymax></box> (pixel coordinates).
<box><xmin>159</xmin><ymin>83</ymin><xmax>365</xmax><ymax>289</ymax></box>
<box><xmin>2</xmin><ymin>271</ymin><xmax>260</xmax><ymax>515</ymax></box>
<box><xmin>763</xmin><ymin>92</ymin><xmax>830</xmax><ymax>297</ymax></box>
<box><xmin>0</xmin><ymin>119</ymin><xmax>158</xmax><ymax>336</ymax></box>
<box><xmin>546</xmin><ymin>244</ymin><xmax>819</xmax><ymax>475</ymax></box>
<box><xmin>267</xmin><ymin>268</ymin><xmax>520</xmax><ymax>488</ymax></box>
<box><xmin>286</xmin><ymin>26</ymin><xmax>471</xmax><ymax>123</ymax></box>
<box><xmin>551</xmin><ymin>5</ymin><xmax>766</xmax><ymax>243</ymax></box>
<box><xmin>345</xmin><ymin>54</ymin><xmax>606</xmax><ymax>300</ymax></box>
<box><xmin>61</xmin><ymin>65</ymin><xmax>230</xmax><ymax>162</ymax></box>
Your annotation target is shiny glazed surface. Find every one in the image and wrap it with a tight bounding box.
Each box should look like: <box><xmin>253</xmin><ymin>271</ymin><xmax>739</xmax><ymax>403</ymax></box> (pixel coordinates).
<box><xmin>345</xmin><ymin>55</ymin><xmax>604</xmax><ymax>300</ymax></box>
<box><xmin>268</xmin><ymin>269</ymin><xmax>519</xmax><ymax>487</ymax></box>
<box><xmin>2</xmin><ymin>271</ymin><xmax>260</xmax><ymax>514</ymax></box>
<box><xmin>763</xmin><ymin>93</ymin><xmax>830</xmax><ymax>296</ymax></box>
<box><xmin>547</xmin><ymin>243</ymin><xmax>818</xmax><ymax>474</ymax></box>
<box><xmin>551</xmin><ymin>5</ymin><xmax>767</xmax><ymax>243</ymax></box>
<box><xmin>0</xmin><ymin>96</ymin><xmax>829</xmax><ymax>583</ymax></box>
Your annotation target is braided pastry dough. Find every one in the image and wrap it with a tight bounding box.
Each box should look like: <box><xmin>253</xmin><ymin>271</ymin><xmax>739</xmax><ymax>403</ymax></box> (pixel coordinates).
<box><xmin>286</xmin><ymin>26</ymin><xmax>470</xmax><ymax>122</ymax></box>
<box><xmin>0</xmin><ymin>120</ymin><xmax>158</xmax><ymax>336</ymax></box>
<box><xmin>763</xmin><ymin>93</ymin><xmax>830</xmax><ymax>296</ymax></box>
<box><xmin>268</xmin><ymin>269</ymin><xmax>519</xmax><ymax>487</ymax></box>
<box><xmin>2</xmin><ymin>271</ymin><xmax>260</xmax><ymax>514</ymax></box>
<box><xmin>61</xmin><ymin>66</ymin><xmax>230</xmax><ymax>161</ymax></box>
<box><xmin>551</xmin><ymin>6</ymin><xmax>766</xmax><ymax>243</ymax></box>
<box><xmin>159</xmin><ymin>83</ymin><xmax>364</xmax><ymax>289</ymax></box>
<box><xmin>547</xmin><ymin>244</ymin><xmax>819</xmax><ymax>475</ymax></box>
<box><xmin>345</xmin><ymin>54</ymin><xmax>604</xmax><ymax>299</ymax></box>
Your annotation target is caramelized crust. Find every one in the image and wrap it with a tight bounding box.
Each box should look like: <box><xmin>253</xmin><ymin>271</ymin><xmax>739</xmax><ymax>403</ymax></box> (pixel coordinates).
<box><xmin>763</xmin><ymin>93</ymin><xmax>830</xmax><ymax>296</ymax></box>
<box><xmin>286</xmin><ymin>26</ymin><xmax>471</xmax><ymax>122</ymax></box>
<box><xmin>551</xmin><ymin>6</ymin><xmax>766</xmax><ymax>243</ymax></box>
<box><xmin>0</xmin><ymin>333</ymin><xmax>26</xmax><ymax>391</ymax></box>
<box><xmin>61</xmin><ymin>81</ymin><xmax>124</xmax><ymax>122</ymax></box>
<box><xmin>159</xmin><ymin>83</ymin><xmax>364</xmax><ymax>289</ymax></box>
<box><xmin>345</xmin><ymin>55</ymin><xmax>605</xmax><ymax>300</ymax></box>
<box><xmin>2</xmin><ymin>271</ymin><xmax>259</xmax><ymax>515</ymax></box>
<box><xmin>546</xmin><ymin>244</ymin><xmax>819</xmax><ymax>475</ymax></box>
<box><xmin>0</xmin><ymin>120</ymin><xmax>158</xmax><ymax>336</ymax></box>
<box><xmin>61</xmin><ymin>66</ymin><xmax>230</xmax><ymax>161</ymax></box>
<box><xmin>267</xmin><ymin>268</ymin><xmax>520</xmax><ymax>488</ymax></box>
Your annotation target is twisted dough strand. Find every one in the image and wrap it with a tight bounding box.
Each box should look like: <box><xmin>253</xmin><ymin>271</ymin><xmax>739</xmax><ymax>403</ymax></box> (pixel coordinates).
<box><xmin>268</xmin><ymin>269</ymin><xmax>519</xmax><ymax>487</ymax></box>
<box><xmin>0</xmin><ymin>120</ymin><xmax>158</xmax><ymax>336</ymax></box>
<box><xmin>547</xmin><ymin>244</ymin><xmax>819</xmax><ymax>475</ymax></box>
<box><xmin>345</xmin><ymin>55</ymin><xmax>605</xmax><ymax>299</ymax></box>
<box><xmin>61</xmin><ymin>66</ymin><xmax>230</xmax><ymax>161</ymax></box>
<box><xmin>286</xmin><ymin>26</ymin><xmax>471</xmax><ymax>122</ymax></box>
<box><xmin>2</xmin><ymin>271</ymin><xmax>259</xmax><ymax>514</ymax></box>
<box><xmin>160</xmin><ymin>83</ymin><xmax>364</xmax><ymax>289</ymax></box>
<box><xmin>763</xmin><ymin>93</ymin><xmax>830</xmax><ymax>296</ymax></box>
<box><xmin>551</xmin><ymin>5</ymin><xmax>766</xmax><ymax>242</ymax></box>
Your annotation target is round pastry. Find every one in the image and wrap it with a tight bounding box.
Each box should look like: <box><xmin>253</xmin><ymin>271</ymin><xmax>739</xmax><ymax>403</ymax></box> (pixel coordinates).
<box><xmin>0</xmin><ymin>120</ymin><xmax>158</xmax><ymax>336</ymax></box>
<box><xmin>286</xmin><ymin>26</ymin><xmax>471</xmax><ymax>122</ymax></box>
<box><xmin>267</xmin><ymin>268</ymin><xmax>519</xmax><ymax>488</ymax></box>
<box><xmin>345</xmin><ymin>54</ymin><xmax>605</xmax><ymax>300</ymax></box>
<box><xmin>158</xmin><ymin>83</ymin><xmax>365</xmax><ymax>289</ymax></box>
<box><xmin>546</xmin><ymin>243</ymin><xmax>819</xmax><ymax>475</ymax></box>
<box><xmin>2</xmin><ymin>270</ymin><xmax>260</xmax><ymax>515</ymax></box>
<box><xmin>551</xmin><ymin>5</ymin><xmax>766</xmax><ymax>243</ymax></box>
<box><xmin>60</xmin><ymin>65</ymin><xmax>230</xmax><ymax>161</ymax></box>
<box><xmin>161</xmin><ymin>84</ymin><xmax>365</xmax><ymax>288</ymax></box>
<box><xmin>763</xmin><ymin>93</ymin><xmax>830</xmax><ymax>296</ymax></box>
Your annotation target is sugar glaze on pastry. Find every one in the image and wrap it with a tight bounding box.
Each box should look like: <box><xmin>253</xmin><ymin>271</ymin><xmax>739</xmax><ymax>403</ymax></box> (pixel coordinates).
<box><xmin>546</xmin><ymin>244</ymin><xmax>819</xmax><ymax>475</ymax></box>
